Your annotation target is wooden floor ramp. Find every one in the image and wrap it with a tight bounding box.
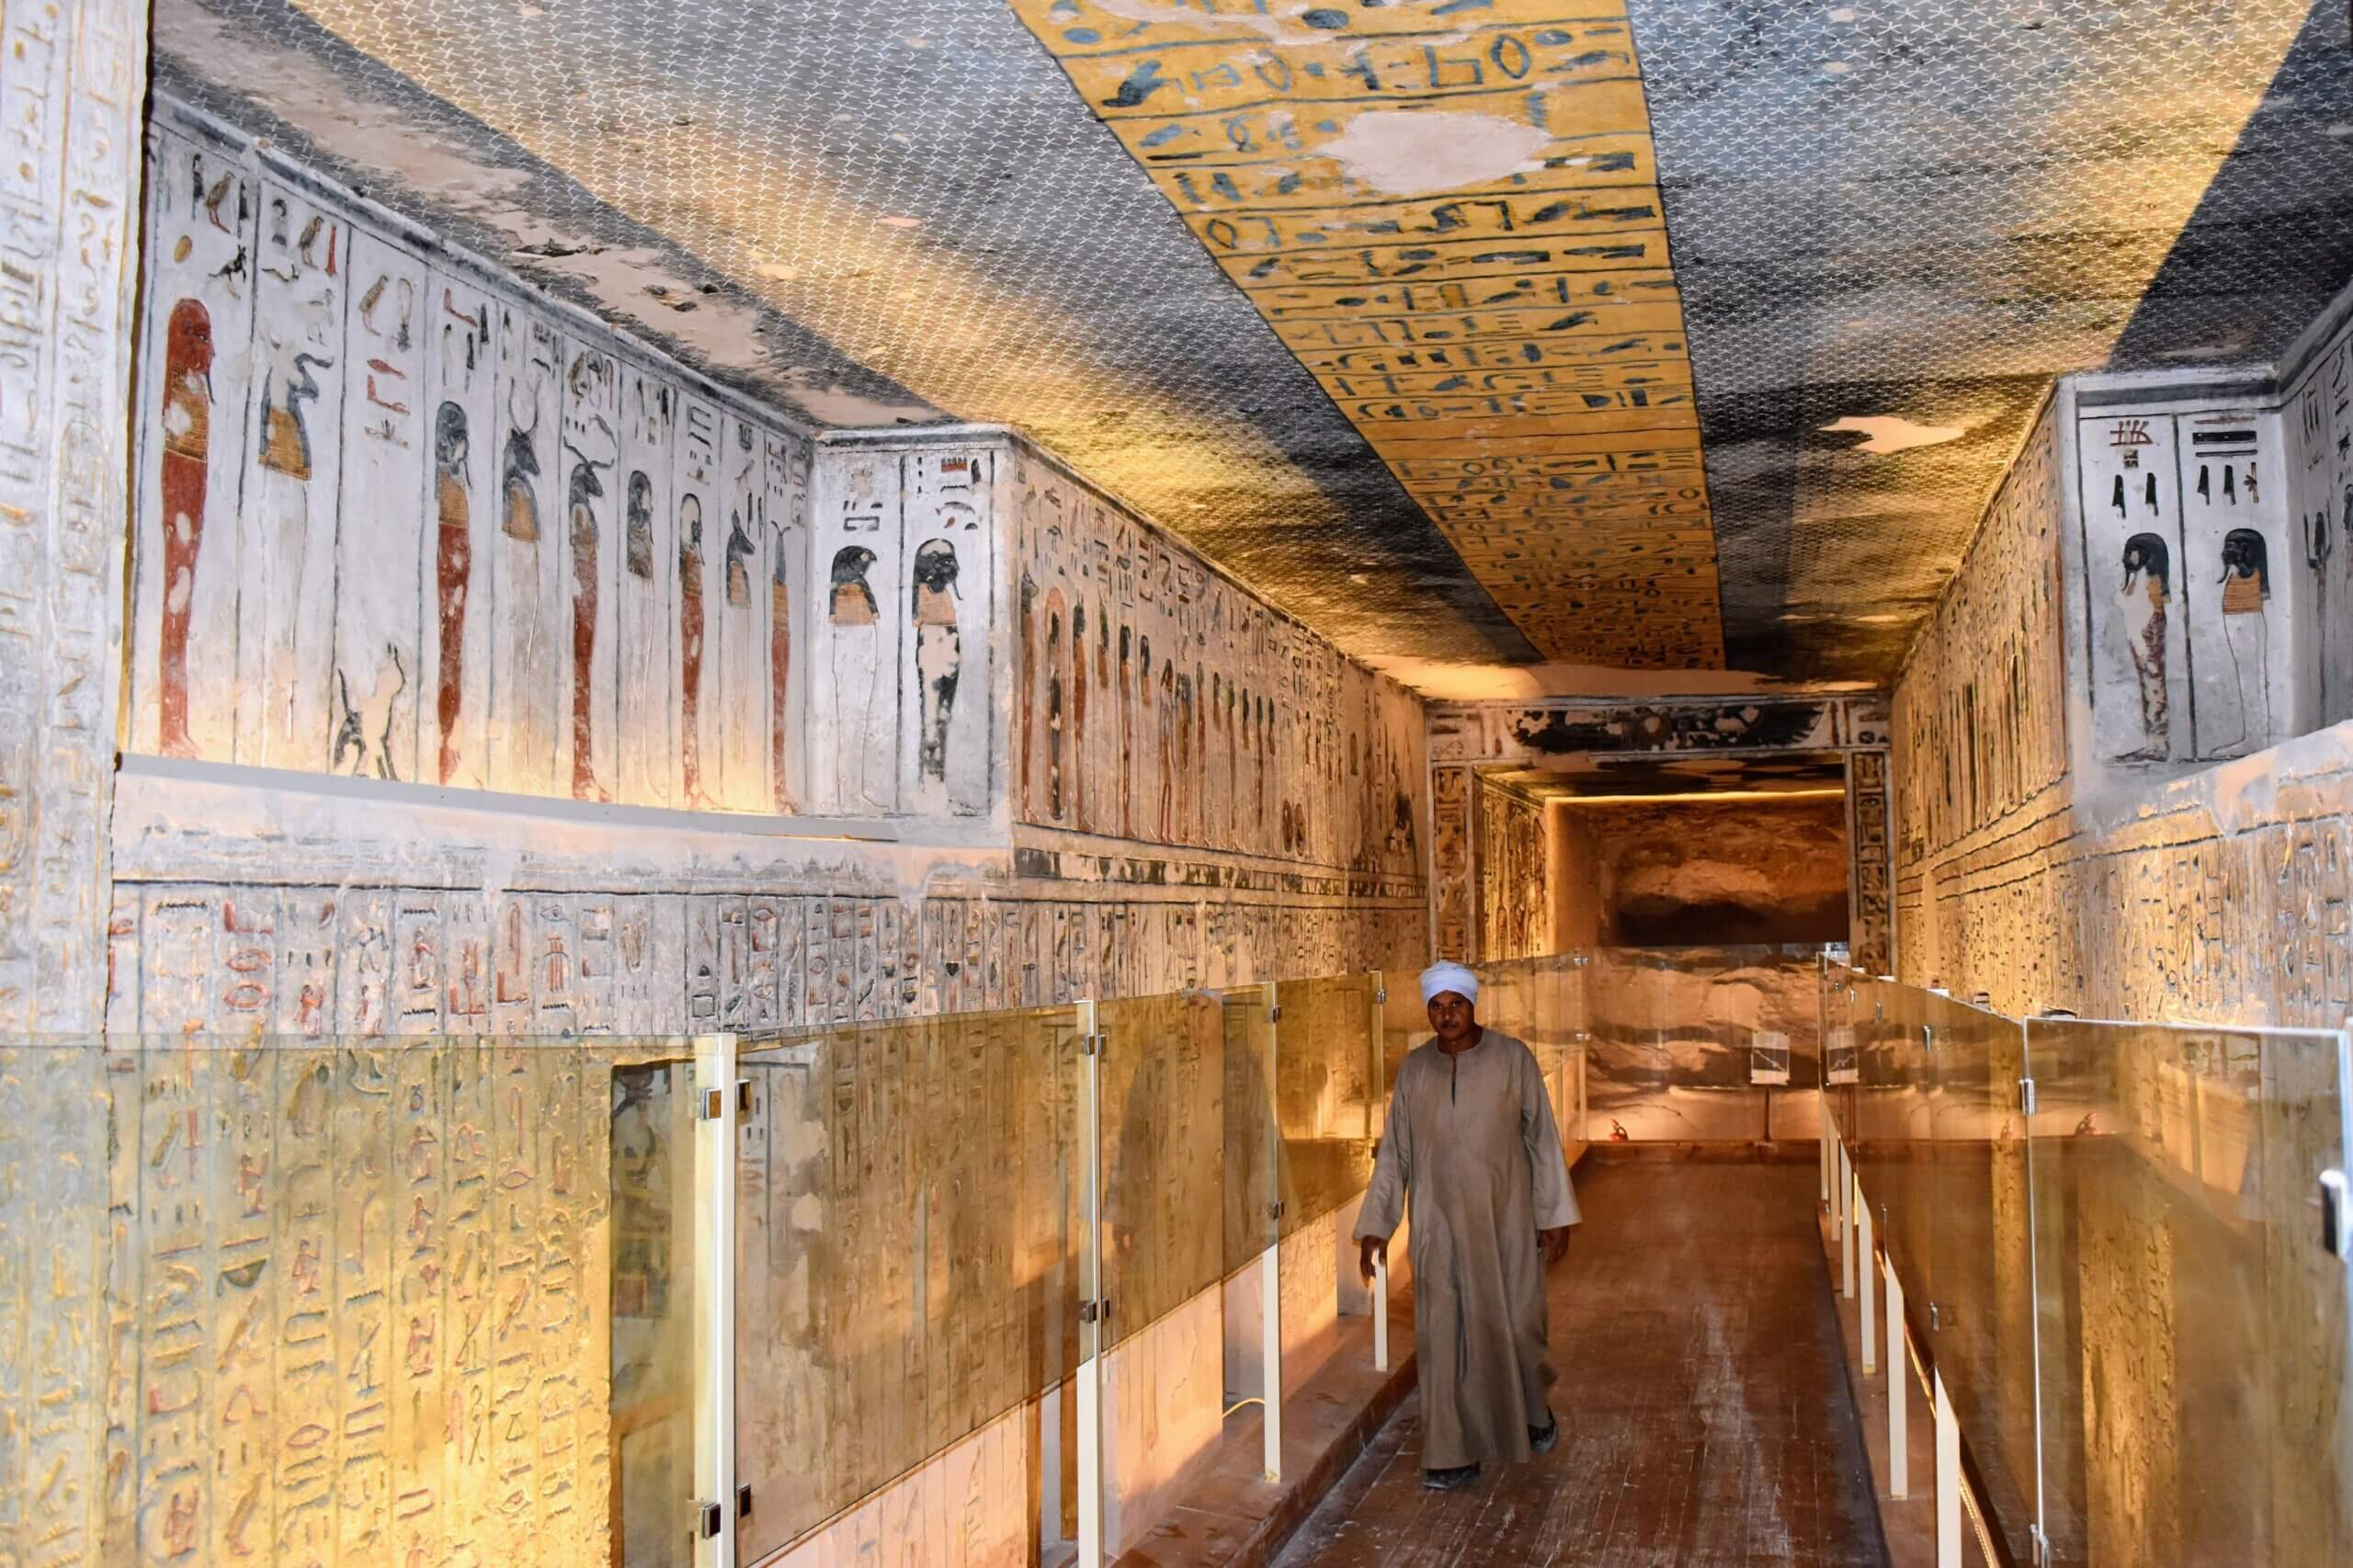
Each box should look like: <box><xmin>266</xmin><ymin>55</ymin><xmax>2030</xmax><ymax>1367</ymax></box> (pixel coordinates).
<box><xmin>1268</xmin><ymin>1156</ymin><xmax>1892</xmax><ymax>1568</ymax></box>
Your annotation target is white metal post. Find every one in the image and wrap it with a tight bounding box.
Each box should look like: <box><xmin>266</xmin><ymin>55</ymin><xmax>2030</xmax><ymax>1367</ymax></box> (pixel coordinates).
<box><xmin>1839</xmin><ymin>1144</ymin><xmax>1856</xmax><ymax>1300</ymax></box>
<box><xmin>1260</xmin><ymin>1237</ymin><xmax>1283</xmax><ymax>1483</ymax></box>
<box><xmin>1261</xmin><ymin>992</ymin><xmax>1284</xmax><ymax>1484</ymax></box>
<box><xmin>1888</xmin><ymin>1262</ymin><xmax>1908</xmax><ymax>1499</ymax></box>
<box><xmin>1368</xmin><ymin>972</ymin><xmax>1389</xmax><ymax>1376</ymax></box>
<box><xmin>1076</xmin><ymin>1001</ymin><xmax>1105</xmax><ymax>1568</ymax></box>
<box><xmin>1859</xmin><ymin>1200</ymin><xmax>1876</xmax><ymax>1375</ymax></box>
<box><xmin>692</xmin><ymin>1033</ymin><xmax>740</xmax><ymax>1568</ymax></box>
<box><xmin>1821</xmin><ymin>1115</ymin><xmax>1831</xmax><ymax>1205</ymax></box>
<box><xmin>1935</xmin><ymin>1367</ymin><xmax>1961</xmax><ymax>1566</ymax></box>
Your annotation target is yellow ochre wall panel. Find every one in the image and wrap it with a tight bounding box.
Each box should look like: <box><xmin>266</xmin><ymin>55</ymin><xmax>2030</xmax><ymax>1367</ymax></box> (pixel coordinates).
<box><xmin>1010</xmin><ymin>0</ymin><xmax>1724</xmax><ymax>668</ymax></box>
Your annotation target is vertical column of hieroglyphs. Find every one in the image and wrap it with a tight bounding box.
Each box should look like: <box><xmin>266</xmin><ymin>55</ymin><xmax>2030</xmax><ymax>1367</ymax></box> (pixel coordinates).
<box><xmin>810</xmin><ymin>449</ymin><xmax>905</xmax><ymax>813</ymax></box>
<box><xmin>245</xmin><ymin>179</ymin><xmax>351</xmax><ymax>771</ymax></box>
<box><xmin>131</xmin><ymin>130</ymin><xmax>254</xmax><ymax>764</ymax></box>
<box><xmin>718</xmin><ymin>414</ymin><xmax>774</xmax><ymax>812</ymax></box>
<box><xmin>0</xmin><ymin>2</ymin><xmax>144</xmax><ymax>1556</ymax></box>
<box><xmin>766</xmin><ymin>432</ymin><xmax>812</xmax><ymax>812</ymax></box>
<box><xmin>618</xmin><ymin>368</ymin><xmax>679</xmax><ymax>806</ymax></box>
<box><xmin>902</xmin><ymin>449</ymin><xmax>995</xmax><ymax>815</ymax></box>
<box><xmin>421</xmin><ymin>265</ymin><xmax>496</xmax><ymax>790</ymax></box>
<box><xmin>494</xmin><ymin>304</ymin><xmax>565</xmax><ymax>796</ymax></box>
<box><xmin>674</xmin><ymin>394</ymin><xmax>721</xmax><ymax>809</ymax></box>
<box><xmin>1846</xmin><ymin>748</ymin><xmax>1893</xmax><ymax>974</ymax></box>
<box><xmin>561</xmin><ymin>339</ymin><xmax>622</xmax><ymax>803</ymax></box>
<box><xmin>1009</xmin><ymin>0</ymin><xmax>1722</xmax><ymax>667</ymax></box>
<box><xmin>337</xmin><ymin>230</ymin><xmax>427</xmax><ymax>780</ymax></box>
<box><xmin>0</xmin><ymin>0</ymin><xmax>142</xmax><ymax>1019</ymax></box>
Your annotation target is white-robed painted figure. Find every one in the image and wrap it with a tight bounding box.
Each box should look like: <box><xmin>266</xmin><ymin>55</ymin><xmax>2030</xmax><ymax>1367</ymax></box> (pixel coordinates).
<box><xmin>1355</xmin><ymin>961</ymin><xmax>1582</xmax><ymax>1490</ymax></box>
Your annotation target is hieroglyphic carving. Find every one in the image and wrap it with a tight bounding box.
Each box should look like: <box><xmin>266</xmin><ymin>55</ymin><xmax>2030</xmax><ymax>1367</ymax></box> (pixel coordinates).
<box><xmin>0</xmin><ymin>0</ymin><xmax>145</xmax><ymax>1034</ymax></box>
<box><xmin>563</xmin><ymin>341</ymin><xmax>622</xmax><ymax>802</ymax></box>
<box><xmin>1431</xmin><ymin>765</ymin><xmax>1475</xmax><ymax>961</ymax></box>
<box><xmin>1476</xmin><ymin>774</ymin><xmax>1547</xmax><ymax>960</ymax></box>
<box><xmin>244</xmin><ymin>177</ymin><xmax>349</xmax><ymax>771</ymax></box>
<box><xmin>423</xmin><ymin>267</ymin><xmax>494</xmax><ymax>789</ymax></box>
<box><xmin>1429</xmin><ymin>693</ymin><xmax>1890</xmax><ymax>764</ymax></box>
<box><xmin>128</xmin><ymin>101</ymin><xmax>823</xmax><ymax>818</ymax></box>
<box><xmin>717</xmin><ymin>414</ymin><xmax>772</xmax><ymax>812</ymax></box>
<box><xmin>2288</xmin><ymin>327</ymin><xmax>2353</xmax><ymax>726</ymax></box>
<box><xmin>903</xmin><ymin>450</ymin><xmax>994</xmax><ymax>816</ymax></box>
<box><xmin>1846</xmin><ymin>749</ymin><xmax>1893</xmax><ymax>975</ymax></box>
<box><xmin>131</xmin><ymin>130</ymin><xmax>252</xmax><ymax>763</ymax></box>
<box><xmin>495</xmin><ymin>305</ymin><xmax>564</xmax><ymax>796</ymax></box>
<box><xmin>619</xmin><ymin>369</ymin><xmax>678</xmax><ymax>807</ymax></box>
<box><xmin>809</xmin><ymin>448</ymin><xmax>903</xmax><ymax>813</ymax></box>
<box><xmin>1007</xmin><ymin>0</ymin><xmax>1724</xmax><ymax>667</ymax></box>
<box><xmin>335</xmin><ymin>229</ymin><xmax>426</xmax><ymax>781</ymax></box>
<box><xmin>1011</xmin><ymin>448</ymin><xmax>1427</xmax><ymax>879</ymax></box>
<box><xmin>1894</xmin><ymin>399</ymin><xmax>2067</xmax><ymax>871</ymax></box>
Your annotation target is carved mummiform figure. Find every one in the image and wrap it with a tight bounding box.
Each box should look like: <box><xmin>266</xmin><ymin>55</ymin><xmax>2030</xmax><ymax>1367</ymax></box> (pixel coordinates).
<box><xmin>911</xmin><ymin>540</ymin><xmax>961</xmax><ymax>785</ymax></box>
<box><xmin>2118</xmin><ymin>532</ymin><xmax>2171</xmax><ymax>759</ymax></box>
<box><xmin>725</xmin><ymin>508</ymin><xmax>755</xmax><ymax>608</ymax></box>
<box><xmin>2217</xmin><ymin>528</ymin><xmax>2270</xmax><ymax>755</ymax></box>
<box><xmin>570</xmin><ymin>460</ymin><xmax>608</xmax><ymax>800</ymax></box>
<box><xmin>434</xmin><ymin>401</ymin><xmax>472</xmax><ymax>782</ymax></box>
<box><xmin>625</xmin><ymin>471</ymin><xmax>655</xmax><ymax>580</ymax></box>
<box><xmin>679</xmin><ymin>494</ymin><xmax>709</xmax><ymax>805</ymax></box>
<box><xmin>157</xmin><ymin>298</ymin><xmax>214</xmax><ymax>757</ymax></box>
<box><xmin>501</xmin><ymin>374</ymin><xmax>541</xmax><ymax>542</ymax></box>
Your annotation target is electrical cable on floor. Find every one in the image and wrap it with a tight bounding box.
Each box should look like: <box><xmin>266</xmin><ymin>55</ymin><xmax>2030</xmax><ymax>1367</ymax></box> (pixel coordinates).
<box><xmin>1223</xmin><ymin>1396</ymin><xmax>1265</xmax><ymax>1417</ymax></box>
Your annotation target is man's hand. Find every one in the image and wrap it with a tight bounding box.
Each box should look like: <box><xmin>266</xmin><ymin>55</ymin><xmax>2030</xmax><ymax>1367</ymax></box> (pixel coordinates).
<box><xmin>1358</xmin><ymin>1234</ymin><xmax>1387</xmax><ymax>1284</ymax></box>
<box><xmin>1540</xmin><ymin>1225</ymin><xmax>1574</xmax><ymax>1267</ymax></box>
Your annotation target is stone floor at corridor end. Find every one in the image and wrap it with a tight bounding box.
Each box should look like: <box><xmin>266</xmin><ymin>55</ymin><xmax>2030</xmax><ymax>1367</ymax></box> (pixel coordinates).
<box><xmin>1274</xmin><ymin>1158</ymin><xmax>1890</xmax><ymax>1568</ymax></box>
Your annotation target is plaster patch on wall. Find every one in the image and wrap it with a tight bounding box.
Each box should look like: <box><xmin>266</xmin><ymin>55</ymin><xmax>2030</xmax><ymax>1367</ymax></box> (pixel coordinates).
<box><xmin>1324</xmin><ymin>110</ymin><xmax>1549</xmax><ymax>198</ymax></box>
<box><xmin>1820</xmin><ymin>415</ymin><xmax>1968</xmax><ymax>454</ymax></box>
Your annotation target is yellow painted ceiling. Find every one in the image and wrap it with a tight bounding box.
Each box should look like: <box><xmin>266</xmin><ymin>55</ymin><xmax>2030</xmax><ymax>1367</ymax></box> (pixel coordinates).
<box><xmin>1009</xmin><ymin>0</ymin><xmax>1724</xmax><ymax>668</ymax></box>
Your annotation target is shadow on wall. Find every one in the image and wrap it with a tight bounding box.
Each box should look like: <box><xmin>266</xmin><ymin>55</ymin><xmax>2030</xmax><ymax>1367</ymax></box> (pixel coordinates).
<box><xmin>1616</xmin><ymin>893</ymin><xmax>1848</xmax><ymax>948</ymax></box>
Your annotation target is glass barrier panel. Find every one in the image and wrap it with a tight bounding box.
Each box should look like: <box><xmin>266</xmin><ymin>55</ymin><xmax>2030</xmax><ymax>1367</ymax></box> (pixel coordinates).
<box><xmin>1218</xmin><ymin>985</ymin><xmax>1279</xmax><ymax>1285</ymax></box>
<box><xmin>1920</xmin><ymin>994</ymin><xmax>2039</xmax><ymax>1560</ymax></box>
<box><xmin>2025</xmin><ymin>1018</ymin><xmax>2351</xmax><ymax>1567</ymax></box>
<box><xmin>1854</xmin><ymin>981</ymin><xmax>1935</xmax><ymax>1309</ymax></box>
<box><xmin>0</xmin><ymin>1036</ymin><xmax>699</xmax><ymax>1568</ymax></box>
<box><xmin>612</xmin><ymin>1046</ymin><xmax>707</xmax><ymax>1566</ymax></box>
<box><xmin>731</xmin><ymin>1007</ymin><xmax>1082</xmax><ymax>1557</ymax></box>
<box><xmin>1097</xmin><ymin>991</ymin><xmax>1227</xmax><ymax>1353</ymax></box>
<box><xmin>1581</xmin><ymin>946</ymin><xmax>1824</xmax><ymax>1143</ymax></box>
<box><xmin>1271</xmin><ymin>974</ymin><xmax>1380</xmax><ymax>1241</ymax></box>
<box><xmin>1820</xmin><ymin>965</ymin><xmax>1861</xmax><ymax>1142</ymax></box>
<box><xmin>1373</xmin><ymin>971</ymin><xmax>1426</xmax><ymax>1140</ymax></box>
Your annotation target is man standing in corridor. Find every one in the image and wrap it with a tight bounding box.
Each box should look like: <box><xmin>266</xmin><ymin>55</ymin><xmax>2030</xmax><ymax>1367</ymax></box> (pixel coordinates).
<box><xmin>1355</xmin><ymin>960</ymin><xmax>1581</xmax><ymax>1490</ymax></box>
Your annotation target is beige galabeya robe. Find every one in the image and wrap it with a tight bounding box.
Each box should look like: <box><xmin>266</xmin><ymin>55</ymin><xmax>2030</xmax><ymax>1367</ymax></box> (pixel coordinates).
<box><xmin>1355</xmin><ymin>1029</ymin><xmax>1581</xmax><ymax>1470</ymax></box>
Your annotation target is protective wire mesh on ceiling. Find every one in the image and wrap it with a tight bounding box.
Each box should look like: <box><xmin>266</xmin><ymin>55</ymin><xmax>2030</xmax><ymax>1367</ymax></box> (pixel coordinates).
<box><xmin>165</xmin><ymin>0</ymin><xmax>1545</xmax><ymax>675</ymax></box>
<box><xmin>159</xmin><ymin>0</ymin><xmax>2353</xmax><ymax>683</ymax></box>
<box><xmin>1640</xmin><ymin>0</ymin><xmax>2353</xmax><ymax>674</ymax></box>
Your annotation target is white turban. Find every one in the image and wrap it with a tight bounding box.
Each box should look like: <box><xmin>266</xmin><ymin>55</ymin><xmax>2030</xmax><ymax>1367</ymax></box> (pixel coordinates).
<box><xmin>1419</xmin><ymin>961</ymin><xmax>1480</xmax><ymax>1006</ymax></box>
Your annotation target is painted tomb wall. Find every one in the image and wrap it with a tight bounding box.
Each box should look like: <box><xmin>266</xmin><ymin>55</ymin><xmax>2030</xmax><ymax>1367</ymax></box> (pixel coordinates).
<box><xmin>1426</xmin><ymin>695</ymin><xmax>1893</xmax><ymax>970</ymax></box>
<box><xmin>111</xmin><ymin>98</ymin><xmax>1434</xmax><ymax>1043</ymax></box>
<box><xmin>1889</xmin><ymin>317</ymin><xmax>2353</xmax><ymax>1562</ymax></box>
<box><xmin>67</xmin><ymin>97</ymin><xmax>1438</xmax><ymax>1568</ymax></box>
<box><xmin>1477</xmin><ymin>774</ymin><xmax>1551</xmax><ymax>961</ymax></box>
<box><xmin>1893</xmin><ymin>277</ymin><xmax>2353</xmax><ymax>1029</ymax></box>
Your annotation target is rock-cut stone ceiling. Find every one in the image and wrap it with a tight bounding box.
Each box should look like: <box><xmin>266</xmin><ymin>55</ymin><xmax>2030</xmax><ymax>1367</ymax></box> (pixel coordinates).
<box><xmin>158</xmin><ymin>0</ymin><xmax>2353</xmax><ymax>690</ymax></box>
